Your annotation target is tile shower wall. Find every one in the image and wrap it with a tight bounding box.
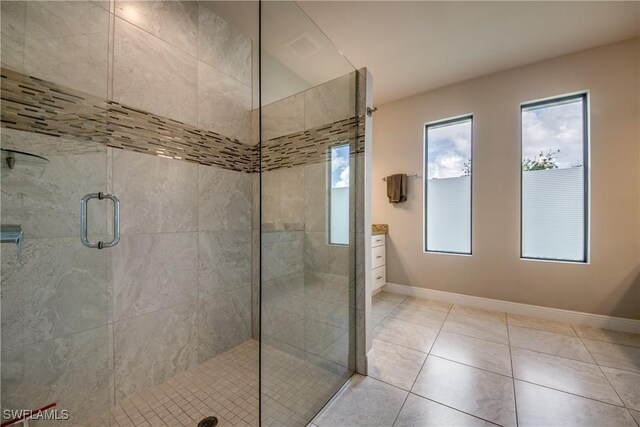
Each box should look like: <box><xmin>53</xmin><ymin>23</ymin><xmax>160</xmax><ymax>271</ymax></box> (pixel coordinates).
<box><xmin>1</xmin><ymin>128</ymin><xmax>112</xmax><ymax>426</ymax></box>
<box><xmin>109</xmin><ymin>0</ymin><xmax>254</xmax><ymax>403</ymax></box>
<box><xmin>1</xmin><ymin>0</ymin><xmax>255</xmax><ymax>420</ymax></box>
<box><xmin>110</xmin><ymin>149</ymin><xmax>253</xmax><ymax>401</ymax></box>
<box><xmin>260</xmin><ymin>72</ymin><xmax>361</xmax><ymax>376</ymax></box>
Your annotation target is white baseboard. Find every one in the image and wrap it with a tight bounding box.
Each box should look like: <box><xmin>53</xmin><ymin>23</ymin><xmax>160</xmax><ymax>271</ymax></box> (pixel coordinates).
<box><xmin>383</xmin><ymin>282</ymin><xmax>640</xmax><ymax>334</ymax></box>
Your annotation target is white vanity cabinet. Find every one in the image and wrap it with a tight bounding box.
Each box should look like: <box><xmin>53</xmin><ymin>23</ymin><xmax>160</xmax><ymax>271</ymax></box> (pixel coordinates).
<box><xmin>371</xmin><ymin>234</ymin><xmax>386</xmax><ymax>292</ymax></box>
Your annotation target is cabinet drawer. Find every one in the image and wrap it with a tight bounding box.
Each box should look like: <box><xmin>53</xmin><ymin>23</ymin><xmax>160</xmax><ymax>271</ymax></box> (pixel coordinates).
<box><xmin>372</xmin><ymin>245</ymin><xmax>386</xmax><ymax>269</ymax></box>
<box><xmin>371</xmin><ymin>234</ymin><xmax>385</xmax><ymax>248</ymax></box>
<box><xmin>372</xmin><ymin>266</ymin><xmax>386</xmax><ymax>290</ymax></box>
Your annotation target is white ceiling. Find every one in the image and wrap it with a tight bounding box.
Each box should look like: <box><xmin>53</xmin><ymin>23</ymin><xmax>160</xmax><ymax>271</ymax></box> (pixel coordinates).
<box><xmin>297</xmin><ymin>1</ymin><xmax>640</xmax><ymax>105</ymax></box>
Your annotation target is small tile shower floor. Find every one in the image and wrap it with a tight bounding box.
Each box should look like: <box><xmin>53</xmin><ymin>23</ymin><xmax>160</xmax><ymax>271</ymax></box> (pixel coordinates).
<box><xmin>107</xmin><ymin>339</ymin><xmax>348</xmax><ymax>427</ymax></box>
<box><xmin>107</xmin><ymin>340</ymin><xmax>259</xmax><ymax>427</ymax></box>
<box><xmin>313</xmin><ymin>291</ymin><xmax>640</xmax><ymax>427</ymax></box>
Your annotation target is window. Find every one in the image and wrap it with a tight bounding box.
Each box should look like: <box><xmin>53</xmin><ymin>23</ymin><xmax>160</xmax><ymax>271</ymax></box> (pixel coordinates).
<box><xmin>329</xmin><ymin>144</ymin><xmax>350</xmax><ymax>245</ymax></box>
<box><xmin>424</xmin><ymin>116</ymin><xmax>473</xmax><ymax>254</ymax></box>
<box><xmin>521</xmin><ymin>93</ymin><xmax>588</xmax><ymax>262</ymax></box>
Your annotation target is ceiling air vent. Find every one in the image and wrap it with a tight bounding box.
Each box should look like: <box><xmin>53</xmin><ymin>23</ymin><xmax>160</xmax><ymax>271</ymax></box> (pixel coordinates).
<box><xmin>286</xmin><ymin>34</ymin><xmax>321</xmax><ymax>59</ymax></box>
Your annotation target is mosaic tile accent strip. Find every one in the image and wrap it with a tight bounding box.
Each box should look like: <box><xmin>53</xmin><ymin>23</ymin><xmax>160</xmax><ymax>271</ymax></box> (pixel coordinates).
<box><xmin>0</xmin><ymin>68</ymin><xmax>109</xmax><ymax>143</ymax></box>
<box><xmin>260</xmin><ymin>117</ymin><xmax>365</xmax><ymax>171</ymax></box>
<box><xmin>108</xmin><ymin>102</ymin><xmax>255</xmax><ymax>172</ymax></box>
<box><xmin>1</xmin><ymin>68</ymin><xmax>366</xmax><ymax>174</ymax></box>
<box><xmin>0</xmin><ymin>68</ymin><xmax>254</xmax><ymax>173</ymax></box>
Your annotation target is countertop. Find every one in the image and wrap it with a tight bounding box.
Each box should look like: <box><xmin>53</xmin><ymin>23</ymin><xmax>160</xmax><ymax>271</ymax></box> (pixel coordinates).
<box><xmin>372</xmin><ymin>224</ymin><xmax>388</xmax><ymax>235</ymax></box>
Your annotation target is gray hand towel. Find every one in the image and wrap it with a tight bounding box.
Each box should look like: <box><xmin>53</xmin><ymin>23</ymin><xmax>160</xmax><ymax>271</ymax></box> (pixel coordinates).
<box><xmin>386</xmin><ymin>174</ymin><xmax>407</xmax><ymax>203</ymax></box>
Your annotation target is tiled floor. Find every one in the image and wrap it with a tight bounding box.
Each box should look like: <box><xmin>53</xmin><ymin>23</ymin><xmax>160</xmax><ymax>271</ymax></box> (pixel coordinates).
<box><xmin>106</xmin><ymin>338</ymin><xmax>348</xmax><ymax>427</ymax></box>
<box><xmin>313</xmin><ymin>291</ymin><xmax>640</xmax><ymax>427</ymax></box>
<box><xmin>107</xmin><ymin>340</ymin><xmax>259</xmax><ymax>427</ymax></box>
<box><xmin>261</xmin><ymin>343</ymin><xmax>350</xmax><ymax>426</ymax></box>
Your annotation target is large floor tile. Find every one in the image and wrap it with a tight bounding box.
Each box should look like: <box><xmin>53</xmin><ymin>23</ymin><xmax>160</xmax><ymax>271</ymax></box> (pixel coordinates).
<box><xmin>507</xmin><ymin>313</ymin><xmax>576</xmax><ymax>336</ymax></box>
<box><xmin>515</xmin><ymin>380</ymin><xmax>636</xmax><ymax>427</ymax></box>
<box><xmin>314</xmin><ymin>375</ymin><xmax>407</xmax><ymax>427</ymax></box>
<box><xmin>373</xmin><ymin>318</ymin><xmax>439</xmax><ymax>353</ymax></box>
<box><xmin>389</xmin><ymin>298</ymin><xmax>449</xmax><ymax>330</ymax></box>
<box><xmin>372</xmin><ymin>296</ymin><xmax>401</xmax><ymax>318</ymax></box>
<box><xmin>431</xmin><ymin>331</ymin><xmax>512</xmax><ymax>376</ymax></box>
<box><xmin>602</xmin><ymin>367</ymin><xmax>640</xmax><ymax>411</ymax></box>
<box><xmin>404</xmin><ymin>297</ymin><xmax>452</xmax><ymax>313</ymax></box>
<box><xmin>450</xmin><ymin>305</ymin><xmax>506</xmax><ymax>322</ymax></box>
<box><xmin>375</xmin><ymin>291</ymin><xmax>408</xmax><ymax>303</ymax></box>
<box><xmin>371</xmin><ymin>312</ymin><xmax>388</xmax><ymax>329</ymax></box>
<box><xmin>582</xmin><ymin>339</ymin><xmax>640</xmax><ymax>373</ymax></box>
<box><xmin>368</xmin><ymin>339</ymin><xmax>427</xmax><ymax>391</ymax></box>
<box><xmin>442</xmin><ymin>312</ymin><xmax>508</xmax><ymax>344</ymax></box>
<box><xmin>511</xmin><ymin>347</ymin><xmax>622</xmax><ymax>405</ymax></box>
<box><xmin>394</xmin><ymin>393</ymin><xmax>493</xmax><ymax>426</ymax></box>
<box><xmin>509</xmin><ymin>325</ymin><xmax>594</xmax><ymax>363</ymax></box>
<box><xmin>573</xmin><ymin>325</ymin><xmax>640</xmax><ymax>347</ymax></box>
<box><xmin>412</xmin><ymin>356</ymin><xmax>516</xmax><ymax>426</ymax></box>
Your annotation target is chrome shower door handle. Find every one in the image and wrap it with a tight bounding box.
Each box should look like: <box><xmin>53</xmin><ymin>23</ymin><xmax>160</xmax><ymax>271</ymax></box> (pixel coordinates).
<box><xmin>101</xmin><ymin>193</ymin><xmax>120</xmax><ymax>248</ymax></box>
<box><xmin>80</xmin><ymin>192</ymin><xmax>120</xmax><ymax>249</ymax></box>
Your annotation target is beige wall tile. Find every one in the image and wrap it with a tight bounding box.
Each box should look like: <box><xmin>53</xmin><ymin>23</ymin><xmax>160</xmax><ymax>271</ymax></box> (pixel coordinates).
<box><xmin>113</xmin><ymin>17</ymin><xmax>197</xmax><ymax>125</ymax></box>
<box><xmin>112</xmin><ymin>149</ymin><xmax>198</xmax><ymax>234</ymax></box>
<box><xmin>197</xmin><ymin>61</ymin><xmax>252</xmax><ymax>143</ymax></box>
<box><xmin>198</xmin><ymin>3</ymin><xmax>252</xmax><ymax>87</ymax></box>
<box><xmin>112</xmin><ymin>232</ymin><xmax>198</xmax><ymax>321</ymax></box>
<box><xmin>115</xmin><ymin>1</ymin><xmax>197</xmax><ymax>55</ymax></box>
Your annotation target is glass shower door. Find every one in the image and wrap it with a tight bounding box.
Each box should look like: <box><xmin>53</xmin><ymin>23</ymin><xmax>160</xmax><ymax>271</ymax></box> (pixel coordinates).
<box><xmin>260</xmin><ymin>2</ymin><xmax>360</xmax><ymax>425</ymax></box>
<box><xmin>1</xmin><ymin>1</ymin><xmax>111</xmax><ymax>425</ymax></box>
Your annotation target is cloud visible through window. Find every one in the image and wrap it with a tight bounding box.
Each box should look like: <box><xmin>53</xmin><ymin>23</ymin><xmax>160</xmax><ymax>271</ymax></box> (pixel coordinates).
<box><xmin>331</xmin><ymin>145</ymin><xmax>350</xmax><ymax>188</ymax></box>
<box><xmin>427</xmin><ymin>120</ymin><xmax>472</xmax><ymax>179</ymax></box>
<box><xmin>522</xmin><ymin>100</ymin><xmax>583</xmax><ymax>169</ymax></box>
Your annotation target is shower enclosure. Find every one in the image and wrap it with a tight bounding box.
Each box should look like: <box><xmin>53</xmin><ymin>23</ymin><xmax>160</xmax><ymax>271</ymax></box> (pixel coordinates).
<box><xmin>259</xmin><ymin>2</ymin><xmax>365</xmax><ymax>426</ymax></box>
<box><xmin>0</xmin><ymin>1</ymin><xmax>366</xmax><ymax>425</ymax></box>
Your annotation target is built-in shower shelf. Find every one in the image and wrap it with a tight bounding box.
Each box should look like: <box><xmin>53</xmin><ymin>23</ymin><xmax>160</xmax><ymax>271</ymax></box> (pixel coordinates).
<box><xmin>1</xmin><ymin>148</ymin><xmax>49</xmax><ymax>169</ymax></box>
